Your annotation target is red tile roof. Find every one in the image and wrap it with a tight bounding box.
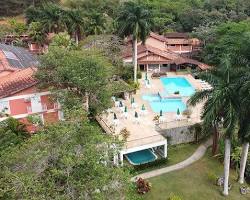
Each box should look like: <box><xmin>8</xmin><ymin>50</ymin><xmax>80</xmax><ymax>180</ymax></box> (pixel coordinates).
<box><xmin>173</xmin><ymin>57</ymin><xmax>210</xmax><ymax>70</ymax></box>
<box><xmin>165</xmin><ymin>32</ymin><xmax>188</xmax><ymax>38</ymax></box>
<box><xmin>149</xmin><ymin>32</ymin><xmax>166</xmax><ymax>42</ymax></box>
<box><xmin>123</xmin><ymin>44</ymin><xmax>179</xmax><ymax>60</ymax></box>
<box><xmin>0</xmin><ymin>67</ymin><xmax>37</xmax><ymax>98</ymax></box>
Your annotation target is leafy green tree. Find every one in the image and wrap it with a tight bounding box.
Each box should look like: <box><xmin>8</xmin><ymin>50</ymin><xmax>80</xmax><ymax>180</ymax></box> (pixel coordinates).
<box><xmin>85</xmin><ymin>12</ymin><xmax>107</xmax><ymax>35</ymax></box>
<box><xmin>117</xmin><ymin>1</ymin><xmax>152</xmax><ymax>82</ymax></box>
<box><xmin>203</xmin><ymin>20</ymin><xmax>250</xmax><ymax>65</ymax></box>
<box><xmin>63</xmin><ymin>9</ymin><xmax>86</xmax><ymax>45</ymax></box>
<box><xmin>0</xmin><ymin>112</ymin><xmax>138</xmax><ymax>199</ymax></box>
<box><xmin>37</xmin><ymin>36</ymin><xmax>114</xmax><ymax>114</ymax></box>
<box><xmin>28</xmin><ymin>22</ymin><xmax>46</xmax><ymax>44</ymax></box>
<box><xmin>25</xmin><ymin>3</ymin><xmax>66</xmax><ymax>33</ymax></box>
<box><xmin>0</xmin><ymin>117</ymin><xmax>29</xmax><ymax>154</ymax></box>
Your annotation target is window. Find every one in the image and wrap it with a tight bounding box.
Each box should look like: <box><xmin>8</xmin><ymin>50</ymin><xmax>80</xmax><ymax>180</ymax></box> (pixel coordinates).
<box><xmin>0</xmin><ymin>101</ymin><xmax>10</xmax><ymax>114</ymax></box>
<box><xmin>170</xmin><ymin>44</ymin><xmax>176</xmax><ymax>46</ymax></box>
<box><xmin>183</xmin><ymin>44</ymin><xmax>189</xmax><ymax>46</ymax></box>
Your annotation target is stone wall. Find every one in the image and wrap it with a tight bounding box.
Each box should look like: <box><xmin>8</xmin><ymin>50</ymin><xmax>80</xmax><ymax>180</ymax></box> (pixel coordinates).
<box><xmin>157</xmin><ymin>125</ymin><xmax>195</xmax><ymax>145</ymax></box>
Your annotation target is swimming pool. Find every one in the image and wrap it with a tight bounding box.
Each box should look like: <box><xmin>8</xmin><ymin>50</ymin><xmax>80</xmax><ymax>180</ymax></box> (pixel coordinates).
<box><xmin>126</xmin><ymin>149</ymin><xmax>157</xmax><ymax>165</ymax></box>
<box><xmin>160</xmin><ymin>77</ymin><xmax>195</xmax><ymax>96</ymax></box>
<box><xmin>142</xmin><ymin>95</ymin><xmax>186</xmax><ymax>112</ymax></box>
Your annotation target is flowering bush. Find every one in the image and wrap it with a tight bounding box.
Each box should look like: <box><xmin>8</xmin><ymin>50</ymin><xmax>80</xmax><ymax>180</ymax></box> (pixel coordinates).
<box><xmin>136</xmin><ymin>177</ymin><xmax>151</xmax><ymax>194</ymax></box>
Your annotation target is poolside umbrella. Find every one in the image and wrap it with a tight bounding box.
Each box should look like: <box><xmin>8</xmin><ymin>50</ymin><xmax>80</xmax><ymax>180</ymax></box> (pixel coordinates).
<box><xmin>124</xmin><ymin>106</ymin><xmax>127</xmax><ymax>112</ymax></box>
<box><xmin>177</xmin><ymin>108</ymin><xmax>180</xmax><ymax>115</ymax></box>
<box><xmin>114</xmin><ymin>113</ymin><xmax>117</xmax><ymax>120</ymax></box>
<box><xmin>160</xmin><ymin>110</ymin><xmax>163</xmax><ymax>117</ymax></box>
<box><xmin>141</xmin><ymin>104</ymin><xmax>146</xmax><ymax>111</ymax></box>
<box><xmin>131</xmin><ymin>97</ymin><xmax>135</xmax><ymax>104</ymax></box>
<box><xmin>135</xmin><ymin>111</ymin><xmax>138</xmax><ymax>118</ymax></box>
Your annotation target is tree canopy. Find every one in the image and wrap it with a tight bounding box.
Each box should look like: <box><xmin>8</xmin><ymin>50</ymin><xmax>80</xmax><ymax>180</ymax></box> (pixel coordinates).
<box><xmin>0</xmin><ymin>113</ymin><xmax>137</xmax><ymax>199</ymax></box>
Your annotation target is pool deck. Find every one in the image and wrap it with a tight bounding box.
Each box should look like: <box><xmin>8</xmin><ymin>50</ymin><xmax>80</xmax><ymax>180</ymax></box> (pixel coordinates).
<box><xmin>98</xmin><ymin>72</ymin><xmax>204</xmax><ymax>152</ymax></box>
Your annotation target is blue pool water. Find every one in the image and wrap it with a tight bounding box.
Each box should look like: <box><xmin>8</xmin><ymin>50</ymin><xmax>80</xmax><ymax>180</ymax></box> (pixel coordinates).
<box><xmin>142</xmin><ymin>95</ymin><xmax>186</xmax><ymax>112</ymax></box>
<box><xmin>160</xmin><ymin>77</ymin><xmax>195</xmax><ymax>96</ymax></box>
<box><xmin>126</xmin><ymin>149</ymin><xmax>157</xmax><ymax>165</ymax></box>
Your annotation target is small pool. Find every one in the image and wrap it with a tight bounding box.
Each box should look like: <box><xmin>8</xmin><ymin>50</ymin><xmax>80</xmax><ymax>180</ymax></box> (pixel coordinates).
<box><xmin>160</xmin><ymin>77</ymin><xmax>195</xmax><ymax>96</ymax></box>
<box><xmin>126</xmin><ymin>149</ymin><xmax>157</xmax><ymax>165</ymax></box>
<box><xmin>142</xmin><ymin>95</ymin><xmax>186</xmax><ymax>113</ymax></box>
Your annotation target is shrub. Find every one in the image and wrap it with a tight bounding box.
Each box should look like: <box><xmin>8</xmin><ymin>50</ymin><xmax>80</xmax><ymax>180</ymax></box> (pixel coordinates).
<box><xmin>136</xmin><ymin>177</ymin><xmax>151</xmax><ymax>194</ymax></box>
<box><xmin>168</xmin><ymin>193</ymin><xmax>182</xmax><ymax>200</ymax></box>
<box><xmin>207</xmin><ymin>171</ymin><xmax>217</xmax><ymax>184</ymax></box>
<box><xmin>137</xmin><ymin>70</ymin><xmax>142</xmax><ymax>79</ymax></box>
<box><xmin>120</xmin><ymin>128</ymin><xmax>130</xmax><ymax>141</ymax></box>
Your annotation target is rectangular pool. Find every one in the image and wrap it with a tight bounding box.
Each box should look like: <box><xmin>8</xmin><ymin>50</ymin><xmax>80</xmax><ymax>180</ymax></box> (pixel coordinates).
<box><xmin>142</xmin><ymin>95</ymin><xmax>186</xmax><ymax>113</ymax></box>
<box><xmin>125</xmin><ymin>149</ymin><xmax>157</xmax><ymax>165</ymax></box>
<box><xmin>160</xmin><ymin>77</ymin><xmax>195</xmax><ymax>96</ymax></box>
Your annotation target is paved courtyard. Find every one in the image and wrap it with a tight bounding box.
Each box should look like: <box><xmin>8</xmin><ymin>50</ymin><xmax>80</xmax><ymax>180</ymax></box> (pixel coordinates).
<box><xmin>98</xmin><ymin>72</ymin><xmax>204</xmax><ymax>150</ymax></box>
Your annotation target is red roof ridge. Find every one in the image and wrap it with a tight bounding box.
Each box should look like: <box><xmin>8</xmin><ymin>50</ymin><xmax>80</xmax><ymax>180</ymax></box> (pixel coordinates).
<box><xmin>0</xmin><ymin>67</ymin><xmax>38</xmax><ymax>98</ymax></box>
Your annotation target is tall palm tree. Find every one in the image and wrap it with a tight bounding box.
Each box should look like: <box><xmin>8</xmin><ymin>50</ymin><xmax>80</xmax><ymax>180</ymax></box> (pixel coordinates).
<box><xmin>231</xmin><ymin>39</ymin><xmax>250</xmax><ymax>184</ymax></box>
<box><xmin>86</xmin><ymin>12</ymin><xmax>106</xmax><ymax>36</ymax></box>
<box><xmin>26</xmin><ymin>3</ymin><xmax>66</xmax><ymax>34</ymax></box>
<box><xmin>64</xmin><ymin>9</ymin><xmax>86</xmax><ymax>45</ymax></box>
<box><xmin>188</xmin><ymin>57</ymin><xmax>239</xmax><ymax>195</ymax></box>
<box><xmin>117</xmin><ymin>1</ymin><xmax>152</xmax><ymax>82</ymax></box>
<box><xmin>237</xmin><ymin>66</ymin><xmax>250</xmax><ymax>184</ymax></box>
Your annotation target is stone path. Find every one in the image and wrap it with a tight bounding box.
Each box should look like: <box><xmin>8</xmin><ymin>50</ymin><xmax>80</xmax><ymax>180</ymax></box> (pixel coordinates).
<box><xmin>132</xmin><ymin>138</ymin><xmax>213</xmax><ymax>181</ymax></box>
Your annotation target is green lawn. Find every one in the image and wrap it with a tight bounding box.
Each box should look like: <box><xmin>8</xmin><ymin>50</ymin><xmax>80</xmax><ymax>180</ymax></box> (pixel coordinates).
<box><xmin>144</xmin><ymin>151</ymin><xmax>250</xmax><ymax>200</ymax></box>
<box><xmin>167</xmin><ymin>143</ymin><xmax>199</xmax><ymax>166</ymax></box>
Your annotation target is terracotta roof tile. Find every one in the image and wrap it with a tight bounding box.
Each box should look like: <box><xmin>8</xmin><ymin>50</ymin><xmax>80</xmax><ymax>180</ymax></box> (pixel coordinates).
<box><xmin>0</xmin><ymin>67</ymin><xmax>37</xmax><ymax>98</ymax></box>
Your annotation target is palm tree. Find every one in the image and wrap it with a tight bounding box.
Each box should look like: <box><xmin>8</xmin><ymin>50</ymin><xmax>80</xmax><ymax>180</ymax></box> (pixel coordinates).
<box><xmin>25</xmin><ymin>3</ymin><xmax>66</xmax><ymax>34</ymax></box>
<box><xmin>86</xmin><ymin>12</ymin><xmax>106</xmax><ymax>36</ymax></box>
<box><xmin>188</xmin><ymin>57</ymin><xmax>239</xmax><ymax>195</ymax></box>
<box><xmin>238</xmin><ymin>114</ymin><xmax>250</xmax><ymax>184</ymax></box>
<box><xmin>237</xmin><ymin>66</ymin><xmax>250</xmax><ymax>184</ymax></box>
<box><xmin>117</xmin><ymin>1</ymin><xmax>152</xmax><ymax>82</ymax></box>
<box><xmin>64</xmin><ymin>9</ymin><xmax>86</xmax><ymax>45</ymax></box>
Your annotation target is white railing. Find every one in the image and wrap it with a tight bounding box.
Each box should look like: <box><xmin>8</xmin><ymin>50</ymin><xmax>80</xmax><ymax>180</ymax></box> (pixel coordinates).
<box><xmin>156</xmin><ymin>117</ymin><xmax>201</xmax><ymax>130</ymax></box>
<box><xmin>125</xmin><ymin>134</ymin><xmax>166</xmax><ymax>149</ymax></box>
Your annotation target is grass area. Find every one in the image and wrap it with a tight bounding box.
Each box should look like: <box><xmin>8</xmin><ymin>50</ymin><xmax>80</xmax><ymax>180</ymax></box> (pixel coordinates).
<box><xmin>144</xmin><ymin>150</ymin><xmax>250</xmax><ymax>200</ymax></box>
<box><xmin>167</xmin><ymin>143</ymin><xmax>199</xmax><ymax>166</ymax></box>
<box><xmin>128</xmin><ymin>143</ymin><xmax>199</xmax><ymax>175</ymax></box>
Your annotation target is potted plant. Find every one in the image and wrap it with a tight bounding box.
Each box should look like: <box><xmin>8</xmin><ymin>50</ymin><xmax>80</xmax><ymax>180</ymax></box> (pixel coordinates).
<box><xmin>120</xmin><ymin>128</ymin><xmax>130</xmax><ymax>141</ymax></box>
<box><xmin>182</xmin><ymin>109</ymin><xmax>192</xmax><ymax>119</ymax></box>
<box><xmin>153</xmin><ymin>115</ymin><xmax>160</xmax><ymax>125</ymax></box>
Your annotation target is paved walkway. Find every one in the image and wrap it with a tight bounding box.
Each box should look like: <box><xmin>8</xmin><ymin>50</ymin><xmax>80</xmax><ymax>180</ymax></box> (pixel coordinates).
<box><xmin>132</xmin><ymin>138</ymin><xmax>213</xmax><ymax>181</ymax></box>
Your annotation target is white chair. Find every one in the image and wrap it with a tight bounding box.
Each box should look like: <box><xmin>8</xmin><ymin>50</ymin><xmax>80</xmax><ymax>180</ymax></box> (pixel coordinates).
<box><xmin>122</xmin><ymin>112</ymin><xmax>128</xmax><ymax>119</ymax></box>
<box><xmin>119</xmin><ymin>106</ymin><xmax>124</xmax><ymax>113</ymax></box>
<box><xmin>175</xmin><ymin>114</ymin><xmax>181</xmax><ymax>121</ymax></box>
<box><xmin>113</xmin><ymin>119</ymin><xmax>120</xmax><ymax>126</ymax></box>
<box><xmin>140</xmin><ymin>109</ymin><xmax>148</xmax><ymax>116</ymax></box>
<box><xmin>115</xmin><ymin>101</ymin><xmax>119</xmax><ymax>107</ymax></box>
<box><xmin>131</xmin><ymin>102</ymin><xmax>138</xmax><ymax>109</ymax></box>
<box><xmin>159</xmin><ymin>116</ymin><xmax>166</xmax><ymax>123</ymax></box>
<box><xmin>133</xmin><ymin>117</ymin><xmax>140</xmax><ymax>124</ymax></box>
